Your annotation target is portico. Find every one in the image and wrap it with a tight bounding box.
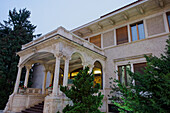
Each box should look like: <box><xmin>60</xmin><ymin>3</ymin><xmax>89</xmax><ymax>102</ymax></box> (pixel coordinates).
<box><xmin>4</xmin><ymin>27</ymin><xmax>106</xmax><ymax>113</ymax></box>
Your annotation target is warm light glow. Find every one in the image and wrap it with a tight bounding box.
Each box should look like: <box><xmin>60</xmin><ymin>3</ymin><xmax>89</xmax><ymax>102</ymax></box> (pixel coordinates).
<box><xmin>94</xmin><ymin>69</ymin><xmax>102</xmax><ymax>74</ymax></box>
<box><xmin>71</xmin><ymin>72</ymin><xmax>79</xmax><ymax>76</ymax></box>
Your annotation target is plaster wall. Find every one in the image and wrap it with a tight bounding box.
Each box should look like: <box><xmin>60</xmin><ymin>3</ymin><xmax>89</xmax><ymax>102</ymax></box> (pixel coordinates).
<box><xmin>103</xmin><ymin>35</ymin><xmax>169</xmax><ymax>100</ymax></box>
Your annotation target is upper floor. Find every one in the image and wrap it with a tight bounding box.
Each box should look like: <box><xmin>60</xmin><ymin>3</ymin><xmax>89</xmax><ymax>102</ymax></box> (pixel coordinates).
<box><xmin>71</xmin><ymin>0</ymin><xmax>170</xmax><ymax>50</ymax></box>
<box><xmin>21</xmin><ymin>0</ymin><xmax>170</xmax><ymax>57</ymax></box>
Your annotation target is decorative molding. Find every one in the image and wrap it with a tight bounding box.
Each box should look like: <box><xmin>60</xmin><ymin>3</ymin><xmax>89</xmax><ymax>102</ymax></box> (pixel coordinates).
<box><xmin>77</xmin><ymin>32</ymin><xmax>83</xmax><ymax>37</ymax></box>
<box><xmin>122</xmin><ymin>13</ymin><xmax>129</xmax><ymax>20</ymax></box>
<box><xmin>97</xmin><ymin>23</ymin><xmax>103</xmax><ymax>29</ymax></box>
<box><xmin>108</xmin><ymin>19</ymin><xmax>115</xmax><ymax>25</ymax></box>
<box><xmin>113</xmin><ymin>53</ymin><xmax>152</xmax><ymax>62</ymax></box>
<box><xmin>137</xmin><ymin>6</ymin><xmax>144</xmax><ymax>14</ymax></box>
<box><xmin>155</xmin><ymin>0</ymin><xmax>164</xmax><ymax>8</ymax></box>
<box><xmin>86</xmin><ymin>28</ymin><xmax>92</xmax><ymax>33</ymax></box>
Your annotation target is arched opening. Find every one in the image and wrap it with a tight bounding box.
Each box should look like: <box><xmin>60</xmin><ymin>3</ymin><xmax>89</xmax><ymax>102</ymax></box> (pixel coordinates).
<box><xmin>93</xmin><ymin>61</ymin><xmax>103</xmax><ymax>89</ymax></box>
<box><xmin>23</xmin><ymin>52</ymin><xmax>56</xmax><ymax>90</ymax></box>
<box><xmin>68</xmin><ymin>52</ymin><xmax>83</xmax><ymax>85</ymax></box>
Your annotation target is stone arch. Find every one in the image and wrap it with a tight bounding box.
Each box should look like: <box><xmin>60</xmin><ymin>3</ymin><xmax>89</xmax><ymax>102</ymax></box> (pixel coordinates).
<box><xmin>20</xmin><ymin>51</ymin><xmax>54</xmax><ymax>66</ymax></box>
<box><xmin>69</xmin><ymin>50</ymin><xmax>86</xmax><ymax>65</ymax></box>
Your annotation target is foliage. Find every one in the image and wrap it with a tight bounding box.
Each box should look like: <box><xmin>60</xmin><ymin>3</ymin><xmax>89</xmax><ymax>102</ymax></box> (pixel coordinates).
<box><xmin>109</xmin><ymin>38</ymin><xmax>170</xmax><ymax>113</ymax></box>
<box><xmin>0</xmin><ymin>8</ymin><xmax>40</xmax><ymax>109</ymax></box>
<box><xmin>19</xmin><ymin>85</ymin><xmax>27</xmax><ymax>90</ymax></box>
<box><xmin>60</xmin><ymin>67</ymin><xmax>104</xmax><ymax>113</ymax></box>
<box><xmin>47</xmin><ymin>84</ymin><xmax>53</xmax><ymax>89</ymax></box>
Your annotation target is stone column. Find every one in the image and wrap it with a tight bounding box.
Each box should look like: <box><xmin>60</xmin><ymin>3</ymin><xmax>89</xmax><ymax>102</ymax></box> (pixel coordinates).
<box><xmin>82</xmin><ymin>62</ymin><xmax>87</xmax><ymax>69</ymax></box>
<box><xmin>42</xmin><ymin>70</ymin><xmax>48</xmax><ymax>94</ymax></box>
<box><xmin>24</xmin><ymin>65</ymin><xmax>31</xmax><ymax>87</ymax></box>
<box><xmin>50</xmin><ymin>71</ymin><xmax>54</xmax><ymax>85</ymax></box>
<box><xmin>63</xmin><ymin>57</ymin><xmax>70</xmax><ymax>86</ymax></box>
<box><xmin>88</xmin><ymin>64</ymin><xmax>94</xmax><ymax>73</ymax></box>
<box><xmin>14</xmin><ymin>65</ymin><xmax>23</xmax><ymax>93</ymax></box>
<box><xmin>49</xmin><ymin>64</ymin><xmax>54</xmax><ymax>85</ymax></box>
<box><xmin>52</xmin><ymin>54</ymin><xmax>62</xmax><ymax>96</ymax></box>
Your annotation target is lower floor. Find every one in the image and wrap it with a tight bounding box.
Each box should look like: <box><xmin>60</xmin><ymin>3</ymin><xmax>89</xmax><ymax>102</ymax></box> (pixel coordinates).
<box><xmin>4</xmin><ymin>28</ymin><xmax>169</xmax><ymax>113</ymax></box>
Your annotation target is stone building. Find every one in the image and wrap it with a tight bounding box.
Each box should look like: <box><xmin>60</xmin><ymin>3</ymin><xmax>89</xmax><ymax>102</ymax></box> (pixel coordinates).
<box><xmin>4</xmin><ymin>0</ymin><xmax>170</xmax><ymax>112</ymax></box>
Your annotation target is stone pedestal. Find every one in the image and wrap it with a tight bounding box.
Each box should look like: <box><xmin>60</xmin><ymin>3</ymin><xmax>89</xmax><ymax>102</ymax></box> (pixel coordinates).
<box><xmin>43</xmin><ymin>95</ymin><xmax>72</xmax><ymax>113</ymax></box>
<box><xmin>4</xmin><ymin>94</ymin><xmax>45</xmax><ymax>113</ymax></box>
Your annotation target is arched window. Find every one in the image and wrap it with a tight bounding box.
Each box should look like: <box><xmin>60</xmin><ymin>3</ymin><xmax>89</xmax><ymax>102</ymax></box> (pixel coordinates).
<box><xmin>93</xmin><ymin>61</ymin><xmax>103</xmax><ymax>89</ymax></box>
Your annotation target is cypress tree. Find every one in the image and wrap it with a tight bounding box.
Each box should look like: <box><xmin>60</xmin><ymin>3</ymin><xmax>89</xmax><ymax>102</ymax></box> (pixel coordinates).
<box><xmin>0</xmin><ymin>8</ymin><xmax>40</xmax><ymax>109</ymax></box>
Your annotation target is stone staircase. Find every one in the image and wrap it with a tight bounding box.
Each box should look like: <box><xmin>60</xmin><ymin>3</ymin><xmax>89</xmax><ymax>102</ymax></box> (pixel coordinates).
<box><xmin>20</xmin><ymin>101</ymin><xmax>44</xmax><ymax>113</ymax></box>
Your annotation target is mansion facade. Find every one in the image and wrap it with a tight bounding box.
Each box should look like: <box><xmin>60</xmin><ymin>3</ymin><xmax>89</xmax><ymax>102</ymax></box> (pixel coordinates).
<box><xmin>4</xmin><ymin>0</ymin><xmax>170</xmax><ymax>113</ymax></box>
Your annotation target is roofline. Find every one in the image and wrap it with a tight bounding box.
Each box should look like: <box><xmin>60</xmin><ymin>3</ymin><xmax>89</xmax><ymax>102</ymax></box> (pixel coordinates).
<box><xmin>17</xmin><ymin>33</ymin><xmax>106</xmax><ymax>58</ymax></box>
<box><xmin>100</xmin><ymin>0</ymin><xmax>144</xmax><ymax>18</ymax></box>
<box><xmin>70</xmin><ymin>0</ymin><xmax>148</xmax><ymax>32</ymax></box>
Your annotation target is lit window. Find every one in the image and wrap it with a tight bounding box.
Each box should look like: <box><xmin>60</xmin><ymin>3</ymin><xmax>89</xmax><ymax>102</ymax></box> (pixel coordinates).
<box><xmin>93</xmin><ymin>61</ymin><xmax>103</xmax><ymax>89</ymax></box>
<box><xmin>118</xmin><ymin>65</ymin><xmax>131</xmax><ymax>86</ymax></box>
<box><xmin>130</xmin><ymin>21</ymin><xmax>145</xmax><ymax>41</ymax></box>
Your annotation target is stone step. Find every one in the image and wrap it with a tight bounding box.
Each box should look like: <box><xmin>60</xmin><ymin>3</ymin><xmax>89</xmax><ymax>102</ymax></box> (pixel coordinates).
<box><xmin>25</xmin><ymin>107</ymin><xmax>43</xmax><ymax>112</ymax></box>
<box><xmin>21</xmin><ymin>101</ymin><xmax>44</xmax><ymax>113</ymax></box>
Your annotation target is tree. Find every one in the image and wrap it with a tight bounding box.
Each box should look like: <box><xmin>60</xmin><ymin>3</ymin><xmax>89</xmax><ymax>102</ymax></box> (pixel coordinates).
<box><xmin>60</xmin><ymin>67</ymin><xmax>104</xmax><ymax>113</ymax></box>
<box><xmin>109</xmin><ymin>38</ymin><xmax>170</xmax><ymax>113</ymax></box>
<box><xmin>0</xmin><ymin>8</ymin><xmax>40</xmax><ymax>109</ymax></box>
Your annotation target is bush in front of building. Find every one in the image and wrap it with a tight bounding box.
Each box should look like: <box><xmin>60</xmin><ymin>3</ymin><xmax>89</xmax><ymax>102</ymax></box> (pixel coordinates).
<box><xmin>109</xmin><ymin>38</ymin><xmax>170</xmax><ymax>113</ymax></box>
<box><xmin>60</xmin><ymin>67</ymin><xmax>104</xmax><ymax>113</ymax></box>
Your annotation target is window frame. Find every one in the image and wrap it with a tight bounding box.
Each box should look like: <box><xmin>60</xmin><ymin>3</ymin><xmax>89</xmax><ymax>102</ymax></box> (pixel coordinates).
<box><xmin>166</xmin><ymin>12</ymin><xmax>170</xmax><ymax>31</ymax></box>
<box><xmin>118</xmin><ymin>64</ymin><xmax>131</xmax><ymax>86</ymax></box>
<box><xmin>116</xmin><ymin>26</ymin><xmax>129</xmax><ymax>45</ymax></box>
<box><xmin>130</xmin><ymin>21</ymin><xmax>145</xmax><ymax>41</ymax></box>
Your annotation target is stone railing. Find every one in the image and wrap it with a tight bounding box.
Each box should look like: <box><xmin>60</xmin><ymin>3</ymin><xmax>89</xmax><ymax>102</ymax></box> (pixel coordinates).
<box><xmin>26</xmin><ymin>88</ymin><xmax>41</xmax><ymax>94</ymax></box>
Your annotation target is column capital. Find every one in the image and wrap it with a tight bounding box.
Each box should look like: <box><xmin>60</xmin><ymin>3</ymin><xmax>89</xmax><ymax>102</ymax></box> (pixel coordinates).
<box><xmin>17</xmin><ymin>64</ymin><xmax>24</xmax><ymax>68</ymax></box>
<box><xmin>54</xmin><ymin>52</ymin><xmax>63</xmax><ymax>59</ymax></box>
<box><xmin>63</xmin><ymin>55</ymin><xmax>71</xmax><ymax>61</ymax></box>
<box><xmin>25</xmin><ymin>64</ymin><xmax>32</xmax><ymax>70</ymax></box>
<box><xmin>88</xmin><ymin>64</ymin><xmax>94</xmax><ymax>69</ymax></box>
<box><xmin>49</xmin><ymin>64</ymin><xmax>55</xmax><ymax>73</ymax></box>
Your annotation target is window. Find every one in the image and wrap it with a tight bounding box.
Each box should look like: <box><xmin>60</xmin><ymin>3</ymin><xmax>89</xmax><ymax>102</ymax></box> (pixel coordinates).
<box><xmin>133</xmin><ymin>62</ymin><xmax>146</xmax><ymax>85</ymax></box>
<box><xmin>133</xmin><ymin>62</ymin><xmax>146</xmax><ymax>74</ymax></box>
<box><xmin>90</xmin><ymin>34</ymin><xmax>101</xmax><ymax>47</ymax></box>
<box><xmin>93</xmin><ymin>61</ymin><xmax>103</xmax><ymax>89</ymax></box>
<box><xmin>118</xmin><ymin>65</ymin><xmax>131</xmax><ymax>86</ymax></box>
<box><xmin>116</xmin><ymin>26</ymin><xmax>128</xmax><ymax>45</ymax></box>
<box><xmin>166</xmin><ymin>12</ymin><xmax>170</xmax><ymax>30</ymax></box>
<box><xmin>130</xmin><ymin>21</ymin><xmax>145</xmax><ymax>41</ymax></box>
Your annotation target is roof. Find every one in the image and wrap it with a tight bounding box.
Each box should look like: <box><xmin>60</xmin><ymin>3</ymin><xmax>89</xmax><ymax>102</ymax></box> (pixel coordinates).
<box><xmin>100</xmin><ymin>0</ymin><xmax>144</xmax><ymax>18</ymax></box>
<box><xmin>71</xmin><ymin>0</ymin><xmax>148</xmax><ymax>33</ymax></box>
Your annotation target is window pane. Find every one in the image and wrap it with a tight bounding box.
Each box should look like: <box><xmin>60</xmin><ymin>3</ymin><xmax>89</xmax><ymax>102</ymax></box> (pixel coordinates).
<box><xmin>167</xmin><ymin>14</ymin><xmax>170</xmax><ymax>29</ymax></box>
<box><xmin>131</xmin><ymin>25</ymin><xmax>138</xmax><ymax>41</ymax></box>
<box><xmin>116</xmin><ymin>26</ymin><xmax>128</xmax><ymax>45</ymax></box>
<box><xmin>126</xmin><ymin>65</ymin><xmax>131</xmax><ymax>86</ymax></box>
<box><xmin>118</xmin><ymin>66</ymin><xmax>126</xmax><ymax>85</ymax></box>
<box><xmin>138</xmin><ymin>23</ymin><xmax>145</xmax><ymax>40</ymax></box>
<box><xmin>90</xmin><ymin>35</ymin><xmax>101</xmax><ymax>47</ymax></box>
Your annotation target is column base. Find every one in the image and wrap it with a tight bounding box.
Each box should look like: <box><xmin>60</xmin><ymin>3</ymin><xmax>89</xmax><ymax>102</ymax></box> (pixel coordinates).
<box><xmin>43</xmin><ymin>94</ymin><xmax>72</xmax><ymax>113</ymax></box>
